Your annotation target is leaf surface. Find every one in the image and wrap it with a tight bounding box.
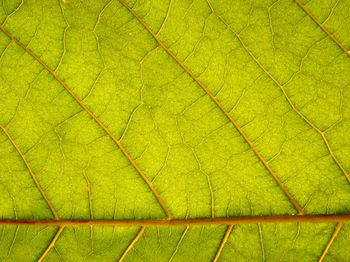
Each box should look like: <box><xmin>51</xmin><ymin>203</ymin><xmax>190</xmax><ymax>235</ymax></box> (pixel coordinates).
<box><xmin>0</xmin><ymin>0</ymin><xmax>350</xmax><ymax>261</ymax></box>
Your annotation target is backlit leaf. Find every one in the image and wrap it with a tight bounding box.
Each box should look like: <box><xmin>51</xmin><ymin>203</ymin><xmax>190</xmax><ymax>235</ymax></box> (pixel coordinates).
<box><xmin>0</xmin><ymin>0</ymin><xmax>350</xmax><ymax>261</ymax></box>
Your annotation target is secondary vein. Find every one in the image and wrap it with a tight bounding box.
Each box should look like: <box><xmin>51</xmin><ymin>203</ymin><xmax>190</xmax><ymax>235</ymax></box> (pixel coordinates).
<box><xmin>0</xmin><ymin>26</ymin><xmax>172</xmax><ymax>220</ymax></box>
<box><xmin>206</xmin><ymin>1</ymin><xmax>350</xmax><ymax>184</ymax></box>
<box><xmin>0</xmin><ymin>125</ymin><xmax>59</xmax><ymax>220</ymax></box>
<box><xmin>295</xmin><ymin>0</ymin><xmax>350</xmax><ymax>57</ymax></box>
<box><xmin>117</xmin><ymin>0</ymin><xmax>304</xmax><ymax>215</ymax></box>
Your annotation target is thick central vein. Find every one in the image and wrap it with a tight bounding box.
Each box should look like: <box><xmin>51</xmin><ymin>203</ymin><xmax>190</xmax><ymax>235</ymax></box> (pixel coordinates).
<box><xmin>117</xmin><ymin>0</ymin><xmax>304</xmax><ymax>215</ymax></box>
<box><xmin>0</xmin><ymin>26</ymin><xmax>172</xmax><ymax>220</ymax></box>
<box><xmin>0</xmin><ymin>214</ymin><xmax>349</xmax><ymax>226</ymax></box>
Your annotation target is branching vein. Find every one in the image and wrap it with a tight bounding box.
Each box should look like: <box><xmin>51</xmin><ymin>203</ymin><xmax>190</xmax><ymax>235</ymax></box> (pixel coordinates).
<box><xmin>0</xmin><ymin>26</ymin><xmax>172</xmax><ymax>220</ymax></box>
<box><xmin>206</xmin><ymin>0</ymin><xmax>350</xmax><ymax>184</ymax></box>
<box><xmin>318</xmin><ymin>222</ymin><xmax>343</xmax><ymax>262</ymax></box>
<box><xmin>117</xmin><ymin>0</ymin><xmax>304</xmax><ymax>216</ymax></box>
<box><xmin>118</xmin><ymin>226</ymin><xmax>146</xmax><ymax>262</ymax></box>
<box><xmin>37</xmin><ymin>226</ymin><xmax>65</xmax><ymax>262</ymax></box>
<box><xmin>295</xmin><ymin>0</ymin><xmax>350</xmax><ymax>57</ymax></box>
<box><xmin>213</xmin><ymin>225</ymin><xmax>233</xmax><ymax>262</ymax></box>
<box><xmin>0</xmin><ymin>125</ymin><xmax>59</xmax><ymax>220</ymax></box>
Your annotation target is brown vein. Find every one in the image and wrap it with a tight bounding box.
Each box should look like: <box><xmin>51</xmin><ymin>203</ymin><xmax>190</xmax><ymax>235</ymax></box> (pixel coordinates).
<box><xmin>213</xmin><ymin>225</ymin><xmax>233</xmax><ymax>262</ymax></box>
<box><xmin>206</xmin><ymin>4</ymin><xmax>350</xmax><ymax>258</ymax></box>
<box><xmin>118</xmin><ymin>226</ymin><xmax>145</xmax><ymax>262</ymax></box>
<box><xmin>0</xmin><ymin>125</ymin><xmax>59</xmax><ymax>220</ymax></box>
<box><xmin>318</xmin><ymin>222</ymin><xmax>343</xmax><ymax>262</ymax></box>
<box><xmin>37</xmin><ymin>226</ymin><xmax>65</xmax><ymax>262</ymax></box>
<box><xmin>295</xmin><ymin>0</ymin><xmax>350</xmax><ymax>57</ymax></box>
<box><xmin>1</xmin><ymin>214</ymin><xmax>349</xmax><ymax>226</ymax></box>
<box><xmin>206</xmin><ymin>1</ymin><xmax>350</xmax><ymax>184</ymax></box>
<box><xmin>117</xmin><ymin>0</ymin><xmax>304</xmax><ymax>215</ymax></box>
<box><xmin>0</xmin><ymin>26</ymin><xmax>172</xmax><ymax>220</ymax></box>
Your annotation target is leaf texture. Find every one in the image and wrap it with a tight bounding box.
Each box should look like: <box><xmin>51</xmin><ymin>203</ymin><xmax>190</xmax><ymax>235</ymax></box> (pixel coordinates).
<box><xmin>0</xmin><ymin>0</ymin><xmax>350</xmax><ymax>261</ymax></box>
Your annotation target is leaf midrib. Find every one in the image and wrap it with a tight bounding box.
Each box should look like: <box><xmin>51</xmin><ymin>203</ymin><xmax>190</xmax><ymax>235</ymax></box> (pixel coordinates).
<box><xmin>2</xmin><ymin>0</ymin><xmax>347</xmax><ymax>222</ymax></box>
<box><xmin>1</xmin><ymin>0</ymin><xmax>347</xmax><ymax>225</ymax></box>
<box><xmin>1</xmin><ymin>0</ymin><xmax>348</xmax><ymax>226</ymax></box>
<box><xmin>0</xmin><ymin>1</ymin><xmax>348</xmax><ymax>261</ymax></box>
<box><xmin>0</xmin><ymin>214</ymin><xmax>350</xmax><ymax>226</ymax></box>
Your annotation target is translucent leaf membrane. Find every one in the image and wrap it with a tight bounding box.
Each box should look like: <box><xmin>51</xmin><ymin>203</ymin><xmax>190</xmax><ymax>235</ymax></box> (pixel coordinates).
<box><xmin>0</xmin><ymin>223</ymin><xmax>345</xmax><ymax>261</ymax></box>
<box><xmin>0</xmin><ymin>0</ymin><xmax>349</xmax><ymax>261</ymax></box>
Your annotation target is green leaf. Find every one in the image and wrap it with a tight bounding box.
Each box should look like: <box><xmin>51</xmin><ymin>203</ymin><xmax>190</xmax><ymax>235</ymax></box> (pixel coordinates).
<box><xmin>0</xmin><ymin>0</ymin><xmax>350</xmax><ymax>261</ymax></box>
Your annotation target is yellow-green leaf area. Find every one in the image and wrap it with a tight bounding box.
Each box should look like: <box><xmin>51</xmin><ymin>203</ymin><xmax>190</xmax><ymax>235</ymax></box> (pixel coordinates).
<box><xmin>0</xmin><ymin>0</ymin><xmax>350</xmax><ymax>261</ymax></box>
